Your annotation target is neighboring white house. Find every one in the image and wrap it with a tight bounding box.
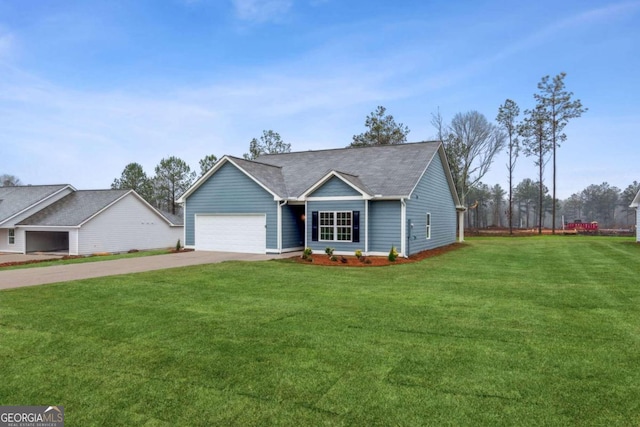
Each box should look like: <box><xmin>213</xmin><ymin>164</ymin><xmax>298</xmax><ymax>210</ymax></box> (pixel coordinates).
<box><xmin>0</xmin><ymin>185</ymin><xmax>183</xmax><ymax>255</ymax></box>
<box><xmin>631</xmin><ymin>189</ymin><xmax>640</xmax><ymax>243</ymax></box>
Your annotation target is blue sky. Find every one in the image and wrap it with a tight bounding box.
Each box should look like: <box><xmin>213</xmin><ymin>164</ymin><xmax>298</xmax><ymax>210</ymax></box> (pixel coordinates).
<box><xmin>1</xmin><ymin>0</ymin><xmax>638</xmax><ymax>199</ymax></box>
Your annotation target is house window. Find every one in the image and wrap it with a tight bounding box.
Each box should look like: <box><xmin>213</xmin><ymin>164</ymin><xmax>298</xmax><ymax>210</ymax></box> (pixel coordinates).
<box><xmin>8</xmin><ymin>228</ymin><xmax>15</xmax><ymax>245</ymax></box>
<box><xmin>320</xmin><ymin>211</ymin><xmax>352</xmax><ymax>242</ymax></box>
<box><xmin>320</xmin><ymin>212</ymin><xmax>334</xmax><ymax>241</ymax></box>
<box><xmin>426</xmin><ymin>213</ymin><xmax>431</xmax><ymax>239</ymax></box>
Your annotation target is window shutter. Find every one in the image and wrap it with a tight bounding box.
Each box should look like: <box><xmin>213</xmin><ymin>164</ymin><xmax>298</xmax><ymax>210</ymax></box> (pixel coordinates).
<box><xmin>352</xmin><ymin>211</ymin><xmax>360</xmax><ymax>243</ymax></box>
<box><xmin>311</xmin><ymin>211</ymin><xmax>318</xmax><ymax>241</ymax></box>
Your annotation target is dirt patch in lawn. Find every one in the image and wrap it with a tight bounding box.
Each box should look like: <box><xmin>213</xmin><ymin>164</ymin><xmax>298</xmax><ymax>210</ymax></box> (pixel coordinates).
<box><xmin>293</xmin><ymin>243</ymin><xmax>465</xmax><ymax>267</ymax></box>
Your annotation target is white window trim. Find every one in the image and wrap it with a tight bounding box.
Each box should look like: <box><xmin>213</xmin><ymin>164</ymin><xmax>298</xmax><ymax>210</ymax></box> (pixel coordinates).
<box><xmin>8</xmin><ymin>228</ymin><xmax>15</xmax><ymax>245</ymax></box>
<box><xmin>426</xmin><ymin>213</ymin><xmax>431</xmax><ymax>240</ymax></box>
<box><xmin>319</xmin><ymin>211</ymin><xmax>353</xmax><ymax>242</ymax></box>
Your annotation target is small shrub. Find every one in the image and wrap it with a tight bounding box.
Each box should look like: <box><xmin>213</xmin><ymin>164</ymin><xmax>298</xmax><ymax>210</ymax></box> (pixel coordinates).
<box><xmin>354</xmin><ymin>249</ymin><xmax>363</xmax><ymax>259</ymax></box>
<box><xmin>325</xmin><ymin>247</ymin><xmax>335</xmax><ymax>257</ymax></box>
<box><xmin>302</xmin><ymin>247</ymin><xmax>313</xmax><ymax>260</ymax></box>
<box><xmin>388</xmin><ymin>245</ymin><xmax>398</xmax><ymax>262</ymax></box>
<box><xmin>176</xmin><ymin>239</ymin><xmax>182</xmax><ymax>251</ymax></box>
<box><xmin>364</xmin><ymin>258</ymin><xmax>372</xmax><ymax>264</ymax></box>
<box><xmin>330</xmin><ymin>255</ymin><xmax>338</xmax><ymax>262</ymax></box>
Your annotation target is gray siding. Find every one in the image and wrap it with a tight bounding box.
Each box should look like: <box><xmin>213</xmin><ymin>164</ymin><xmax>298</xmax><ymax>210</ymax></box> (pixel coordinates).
<box><xmin>368</xmin><ymin>200</ymin><xmax>402</xmax><ymax>253</ymax></box>
<box><xmin>307</xmin><ymin>200</ymin><xmax>365</xmax><ymax>254</ymax></box>
<box><xmin>637</xmin><ymin>208</ymin><xmax>640</xmax><ymax>242</ymax></box>
<box><xmin>185</xmin><ymin>162</ymin><xmax>278</xmax><ymax>249</ymax></box>
<box><xmin>406</xmin><ymin>153</ymin><xmax>456</xmax><ymax>254</ymax></box>
<box><xmin>309</xmin><ymin>177</ymin><xmax>361</xmax><ymax>197</ymax></box>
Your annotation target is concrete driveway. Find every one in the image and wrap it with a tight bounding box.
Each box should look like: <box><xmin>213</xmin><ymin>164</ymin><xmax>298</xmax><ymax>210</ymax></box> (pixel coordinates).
<box><xmin>0</xmin><ymin>251</ymin><xmax>298</xmax><ymax>290</ymax></box>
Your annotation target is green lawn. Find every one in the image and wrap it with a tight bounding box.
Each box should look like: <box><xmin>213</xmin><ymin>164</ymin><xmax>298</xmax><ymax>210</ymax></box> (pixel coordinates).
<box><xmin>1</xmin><ymin>236</ymin><xmax>638</xmax><ymax>426</ymax></box>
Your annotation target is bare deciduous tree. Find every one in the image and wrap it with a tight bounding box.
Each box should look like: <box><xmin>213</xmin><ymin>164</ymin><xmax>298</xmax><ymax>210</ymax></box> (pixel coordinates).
<box><xmin>0</xmin><ymin>174</ymin><xmax>22</xmax><ymax>186</ymax></box>
<box><xmin>434</xmin><ymin>110</ymin><xmax>505</xmax><ymax>206</ymax></box>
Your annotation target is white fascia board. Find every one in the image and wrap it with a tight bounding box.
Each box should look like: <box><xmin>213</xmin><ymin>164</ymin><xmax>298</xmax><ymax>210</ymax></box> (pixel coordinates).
<box><xmin>300</xmin><ymin>171</ymin><xmax>372</xmax><ymax>200</ymax></box>
<box><xmin>630</xmin><ymin>190</ymin><xmax>640</xmax><ymax>207</ymax></box>
<box><xmin>306</xmin><ymin>196</ymin><xmax>367</xmax><ymax>202</ymax></box>
<box><xmin>370</xmin><ymin>195</ymin><xmax>407</xmax><ymax>201</ymax></box>
<box><xmin>17</xmin><ymin>225</ymin><xmax>80</xmax><ymax>229</ymax></box>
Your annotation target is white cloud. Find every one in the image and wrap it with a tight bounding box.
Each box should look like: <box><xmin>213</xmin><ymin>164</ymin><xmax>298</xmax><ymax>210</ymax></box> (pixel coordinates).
<box><xmin>232</xmin><ymin>0</ymin><xmax>293</xmax><ymax>23</ymax></box>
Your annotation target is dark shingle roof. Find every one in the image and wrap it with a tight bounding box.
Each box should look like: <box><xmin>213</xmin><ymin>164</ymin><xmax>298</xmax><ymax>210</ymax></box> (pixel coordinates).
<box><xmin>157</xmin><ymin>210</ymin><xmax>184</xmax><ymax>226</ymax></box>
<box><xmin>254</xmin><ymin>141</ymin><xmax>442</xmax><ymax>198</ymax></box>
<box><xmin>18</xmin><ymin>190</ymin><xmax>130</xmax><ymax>226</ymax></box>
<box><xmin>0</xmin><ymin>185</ymin><xmax>71</xmax><ymax>224</ymax></box>
<box><xmin>228</xmin><ymin>156</ymin><xmax>288</xmax><ymax>197</ymax></box>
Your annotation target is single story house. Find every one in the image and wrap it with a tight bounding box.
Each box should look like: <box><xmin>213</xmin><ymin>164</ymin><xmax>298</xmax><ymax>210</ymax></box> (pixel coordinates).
<box><xmin>0</xmin><ymin>185</ymin><xmax>183</xmax><ymax>255</ymax></box>
<box><xmin>178</xmin><ymin>141</ymin><xmax>464</xmax><ymax>257</ymax></box>
<box><xmin>631</xmin><ymin>188</ymin><xmax>640</xmax><ymax>242</ymax></box>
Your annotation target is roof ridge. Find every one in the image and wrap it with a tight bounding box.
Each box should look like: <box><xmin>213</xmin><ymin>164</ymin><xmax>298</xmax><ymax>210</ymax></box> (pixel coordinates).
<box><xmin>258</xmin><ymin>140</ymin><xmax>442</xmax><ymax>157</ymax></box>
<box><xmin>228</xmin><ymin>155</ymin><xmax>283</xmax><ymax>169</ymax></box>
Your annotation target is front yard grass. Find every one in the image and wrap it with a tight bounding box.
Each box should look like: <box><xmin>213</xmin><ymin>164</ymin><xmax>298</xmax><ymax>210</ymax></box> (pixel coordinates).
<box><xmin>0</xmin><ymin>236</ymin><xmax>638</xmax><ymax>425</ymax></box>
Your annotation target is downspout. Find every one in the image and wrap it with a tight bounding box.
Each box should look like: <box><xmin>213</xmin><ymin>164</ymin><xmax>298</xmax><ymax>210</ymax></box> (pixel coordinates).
<box><xmin>278</xmin><ymin>200</ymin><xmax>288</xmax><ymax>254</ymax></box>
<box><xmin>456</xmin><ymin>205</ymin><xmax>466</xmax><ymax>242</ymax></box>
<box><xmin>364</xmin><ymin>199</ymin><xmax>369</xmax><ymax>255</ymax></box>
<box><xmin>183</xmin><ymin>199</ymin><xmax>187</xmax><ymax>249</ymax></box>
<box><xmin>401</xmin><ymin>198</ymin><xmax>407</xmax><ymax>257</ymax></box>
<box><xmin>304</xmin><ymin>201</ymin><xmax>308</xmax><ymax>249</ymax></box>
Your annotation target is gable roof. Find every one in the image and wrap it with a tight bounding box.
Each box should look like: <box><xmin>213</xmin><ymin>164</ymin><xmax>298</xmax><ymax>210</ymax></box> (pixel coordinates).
<box><xmin>17</xmin><ymin>189</ymin><xmax>182</xmax><ymax>227</ymax></box>
<box><xmin>179</xmin><ymin>141</ymin><xmax>460</xmax><ymax>204</ymax></box>
<box><xmin>300</xmin><ymin>170</ymin><xmax>374</xmax><ymax>198</ymax></box>
<box><xmin>257</xmin><ymin>142</ymin><xmax>444</xmax><ymax>198</ymax></box>
<box><xmin>0</xmin><ymin>185</ymin><xmax>74</xmax><ymax>225</ymax></box>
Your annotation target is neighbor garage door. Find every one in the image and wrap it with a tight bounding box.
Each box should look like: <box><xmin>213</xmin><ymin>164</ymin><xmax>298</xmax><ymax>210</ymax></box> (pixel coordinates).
<box><xmin>195</xmin><ymin>214</ymin><xmax>266</xmax><ymax>254</ymax></box>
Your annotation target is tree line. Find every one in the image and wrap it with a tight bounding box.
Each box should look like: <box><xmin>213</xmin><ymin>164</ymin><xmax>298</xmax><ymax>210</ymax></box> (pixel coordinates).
<box><xmin>466</xmin><ymin>179</ymin><xmax>639</xmax><ymax>230</ymax></box>
<box><xmin>110</xmin><ymin>130</ymin><xmax>292</xmax><ymax>215</ymax></box>
<box><xmin>3</xmin><ymin>73</ymin><xmax>632</xmax><ymax>229</ymax></box>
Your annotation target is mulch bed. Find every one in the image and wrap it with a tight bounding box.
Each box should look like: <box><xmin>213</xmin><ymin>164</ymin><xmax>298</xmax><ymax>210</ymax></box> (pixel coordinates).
<box><xmin>0</xmin><ymin>255</ymin><xmax>83</xmax><ymax>268</ymax></box>
<box><xmin>293</xmin><ymin>243</ymin><xmax>464</xmax><ymax>267</ymax></box>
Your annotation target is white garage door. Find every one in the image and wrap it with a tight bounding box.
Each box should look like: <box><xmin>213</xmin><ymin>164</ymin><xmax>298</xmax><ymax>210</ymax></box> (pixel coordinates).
<box><xmin>195</xmin><ymin>214</ymin><xmax>266</xmax><ymax>254</ymax></box>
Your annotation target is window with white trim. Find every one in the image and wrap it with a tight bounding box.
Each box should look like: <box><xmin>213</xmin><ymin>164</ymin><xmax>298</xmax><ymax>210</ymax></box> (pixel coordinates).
<box><xmin>8</xmin><ymin>228</ymin><xmax>15</xmax><ymax>245</ymax></box>
<box><xmin>320</xmin><ymin>211</ymin><xmax>352</xmax><ymax>242</ymax></box>
<box><xmin>426</xmin><ymin>213</ymin><xmax>431</xmax><ymax>239</ymax></box>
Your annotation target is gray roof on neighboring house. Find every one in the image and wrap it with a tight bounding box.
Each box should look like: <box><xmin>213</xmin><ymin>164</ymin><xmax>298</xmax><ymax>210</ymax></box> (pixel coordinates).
<box><xmin>0</xmin><ymin>185</ymin><xmax>72</xmax><ymax>224</ymax></box>
<box><xmin>157</xmin><ymin>210</ymin><xmax>184</xmax><ymax>226</ymax></box>
<box><xmin>254</xmin><ymin>141</ymin><xmax>442</xmax><ymax>198</ymax></box>
<box><xmin>18</xmin><ymin>189</ymin><xmax>131</xmax><ymax>226</ymax></box>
